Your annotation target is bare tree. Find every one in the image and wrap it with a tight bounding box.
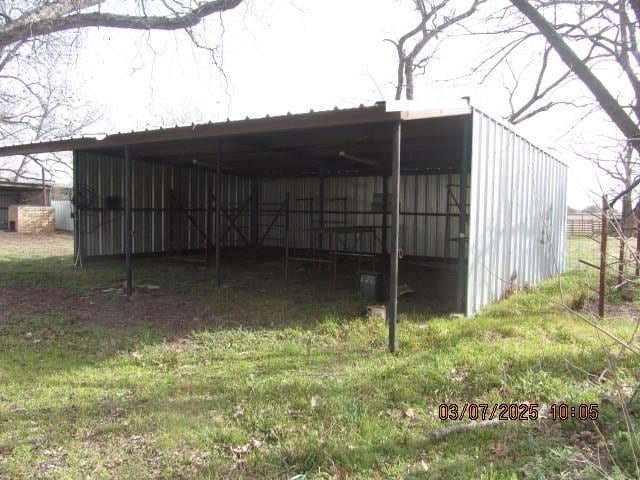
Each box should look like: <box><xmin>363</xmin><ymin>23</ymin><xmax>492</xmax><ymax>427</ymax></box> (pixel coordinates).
<box><xmin>592</xmin><ymin>143</ymin><xmax>640</xmax><ymax>237</ymax></box>
<box><xmin>0</xmin><ymin>0</ymin><xmax>246</xmax><ymax>182</ymax></box>
<box><xmin>388</xmin><ymin>0</ymin><xmax>485</xmax><ymax>100</ymax></box>
<box><xmin>0</xmin><ymin>1</ymin><xmax>244</xmax><ymax>50</ymax></box>
<box><xmin>503</xmin><ymin>0</ymin><xmax>640</xmax><ymax>205</ymax></box>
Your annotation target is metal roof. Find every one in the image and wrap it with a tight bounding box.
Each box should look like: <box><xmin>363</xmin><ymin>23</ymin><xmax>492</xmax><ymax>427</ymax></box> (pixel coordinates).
<box><xmin>0</xmin><ymin>180</ymin><xmax>50</xmax><ymax>191</ymax></box>
<box><xmin>0</xmin><ymin>102</ymin><xmax>470</xmax><ymax>156</ymax></box>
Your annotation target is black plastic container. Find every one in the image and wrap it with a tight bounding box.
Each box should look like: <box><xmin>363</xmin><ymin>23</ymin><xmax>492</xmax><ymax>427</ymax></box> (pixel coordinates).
<box><xmin>358</xmin><ymin>271</ymin><xmax>384</xmax><ymax>302</ymax></box>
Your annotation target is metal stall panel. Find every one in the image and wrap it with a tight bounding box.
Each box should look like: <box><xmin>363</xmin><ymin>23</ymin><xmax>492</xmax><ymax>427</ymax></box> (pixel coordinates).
<box><xmin>397</xmin><ymin>174</ymin><xmax>461</xmax><ymax>258</ymax></box>
<box><xmin>258</xmin><ymin>174</ymin><xmax>456</xmax><ymax>257</ymax></box>
<box><xmin>258</xmin><ymin>177</ymin><xmax>319</xmax><ymax>250</ymax></box>
<box><xmin>76</xmin><ymin>152</ymin><xmax>248</xmax><ymax>257</ymax></box>
<box><xmin>466</xmin><ymin>109</ymin><xmax>567</xmax><ymax>316</ymax></box>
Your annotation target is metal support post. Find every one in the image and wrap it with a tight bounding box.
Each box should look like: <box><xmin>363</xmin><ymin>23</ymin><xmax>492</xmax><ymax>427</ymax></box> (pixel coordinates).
<box><xmin>124</xmin><ymin>146</ymin><xmax>133</xmax><ymax>297</ymax></box>
<box><xmin>389</xmin><ymin>121</ymin><xmax>402</xmax><ymax>353</ymax></box>
<box><xmin>598</xmin><ymin>195</ymin><xmax>608</xmax><ymax>318</ymax></box>
<box><xmin>205</xmin><ymin>170</ymin><xmax>212</xmax><ymax>266</ymax></box>
<box><xmin>456</xmin><ymin>115</ymin><xmax>471</xmax><ymax>313</ymax></box>
<box><xmin>216</xmin><ymin>143</ymin><xmax>223</xmax><ymax>287</ymax></box>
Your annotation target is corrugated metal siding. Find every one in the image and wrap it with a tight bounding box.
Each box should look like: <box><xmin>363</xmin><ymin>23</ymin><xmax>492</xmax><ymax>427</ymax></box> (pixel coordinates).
<box><xmin>76</xmin><ymin>152</ymin><xmax>250</xmax><ymax>257</ymax></box>
<box><xmin>259</xmin><ymin>174</ymin><xmax>459</xmax><ymax>257</ymax></box>
<box><xmin>52</xmin><ymin>200</ymin><xmax>73</xmax><ymax>231</ymax></box>
<box><xmin>0</xmin><ymin>191</ymin><xmax>20</xmax><ymax>228</ymax></box>
<box><xmin>466</xmin><ymin>109</ymin><xmax>567</xmax><ymax>315</ymax></box>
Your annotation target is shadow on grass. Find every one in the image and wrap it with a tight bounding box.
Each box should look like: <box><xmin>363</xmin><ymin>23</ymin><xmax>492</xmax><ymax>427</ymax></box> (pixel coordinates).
<box><xmin>2</xmin><ymin>326</ymin><xmax>634</xmax><ymax>478</ymax></box>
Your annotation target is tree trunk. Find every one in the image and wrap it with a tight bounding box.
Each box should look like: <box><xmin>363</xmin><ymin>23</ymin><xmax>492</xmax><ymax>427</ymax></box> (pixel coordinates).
<box><xmin>511</xmin><ymin>0</ymin><xmax>640</xmax><ymax>154</ymax></box>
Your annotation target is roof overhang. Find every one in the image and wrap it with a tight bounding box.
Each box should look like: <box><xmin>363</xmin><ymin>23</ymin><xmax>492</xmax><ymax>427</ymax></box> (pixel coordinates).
<box><xmin>0</xmin><ymin>102</ymin><xmax>471</xmax><ymax>157</ymax></box>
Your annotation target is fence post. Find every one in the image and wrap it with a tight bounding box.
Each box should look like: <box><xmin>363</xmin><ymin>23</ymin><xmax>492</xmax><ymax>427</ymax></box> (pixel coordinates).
<box><xmin>636</xmin><ymin>222</ymin><xmax>640</xmax><ymax>277</ymax></box>
<box><xmin>618</xmin><ymin>236</ymin><xmax>625</xmax><ymax>286</ymax></box>
<box><xmin>598</xmin><ymin>195</ymin><xmax>608</xmax><ymax>318</ymax></box>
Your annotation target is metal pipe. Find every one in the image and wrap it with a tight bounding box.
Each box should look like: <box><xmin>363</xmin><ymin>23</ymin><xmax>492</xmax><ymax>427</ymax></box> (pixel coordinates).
<box><xmin>389</xmin><ymin>121</ymin><xmax>402</xmax><ymax>353</ymax></box>
<box><xmin>284</xmin><ymin>192</ymin><xmax>290</xmax><ymax>282</ymax></box>
<box><xmin>338</xmin><ymin>151</ymin><xmax>377</xmax><ymax>166</ymax></box>
<box><xmin>72</xmin><ymin>151</ymin><xmax>81</xmax><ymax>268</ymax></box>
<box><xmin>456</xmin><ymin>115</ymin><xmax>471</xmax><ymax>313</ymax></box>
<box><xmin>205</xmin><ymin>170</ymin><xmax>212</xmax><ymax>266</ymax></box>
<box><xmin>216</xmin><ymin>143</ymin><xmax>222</xmax><ymax>287</ymax></box>
<box><xmin>636</xmin><ymin>223</ymin><xmax>640</xmax><ymax>277</ymax></box>
<box><xmin>318</xmin><ymin>174</ymin><xmax>325</xmax><ymax>261</ymax></box>
<box><xmin>598</xmin><ymin>195</ymin><xmax>608</xmax><ymax>318</ymax></box>
<box><xmin>250</xmin><ymin>177</ymin><xmax>259</xmax><ymax>252</ymax></box>
<box><xmin>382</xmin><ymin>175</ymin><xmax>388</xmax><ymax>255</ymax></box>
<box><xmin>124</xmin><ymin>146</ymin><xmax>133</xmax><ymax>297</ymax></box>
<box><xmin>41</xmin><ymin>166</ymin><xmax>46</xmax><ymax>206</ymax></box>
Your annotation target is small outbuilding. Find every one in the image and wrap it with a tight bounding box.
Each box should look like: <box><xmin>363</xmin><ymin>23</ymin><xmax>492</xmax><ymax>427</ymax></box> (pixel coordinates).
<box><xmin>0</xmin><ymin>101</ymin><xmax>567</xmax><ymax>350</ymax></box>
<box><xmin>0</xmin><ymin>180</ymin><xmax>50</xmax><ymax>230</ymax></box>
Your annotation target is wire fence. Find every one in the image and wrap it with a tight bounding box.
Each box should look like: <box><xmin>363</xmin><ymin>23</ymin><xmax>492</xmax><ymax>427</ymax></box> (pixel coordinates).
<box><xmin>566</xmin><ymin>214</ymin><xmax>639</xmax><ymax>274</ymax></box>
<box><xmin>565</xmin><ymin>203</ymin><xmax>639</xmax><ymax>322</ymax></box>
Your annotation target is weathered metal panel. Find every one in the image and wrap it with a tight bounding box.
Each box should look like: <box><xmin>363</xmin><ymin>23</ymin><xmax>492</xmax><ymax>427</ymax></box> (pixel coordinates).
<box><xmin>466</xmin><ymin>109</ymin><xmax>567</xmax><ymax>316</ymax></box>
<box><xmin>258</xmin><ymin>174</ymin><xmax>456</xmax><ymax>257</ymax></box>
<box><xmin>52</xmin><ymin>200</ymin><xmax>73</xmax><ymax>231</ymax></box>
<box><xmin>76</xmin><ymin>152</ymin><xmax>248</xmax><ymax>257</ymax></box>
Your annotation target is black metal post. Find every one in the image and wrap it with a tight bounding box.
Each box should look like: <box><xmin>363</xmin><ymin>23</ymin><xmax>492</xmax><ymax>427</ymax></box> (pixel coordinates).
<box><xmin>284</xmin><ymin>192</ymin><xmax>290</xmax><ymax>282</ymax></box>
<box><xmin>72</xmin><ymin>151</ymin><xmax>81</xmax><ymax>268</ymax></box>
<box><xmin>41</xmin><ymin>166</ymin><xmax>46</xmax><ymax>206</ymax></box>
<box><xmin>318</xmin><ymin>174</ymin><xmax>325</xmax><ymax>256</ymax></box>
<box><xmin>205</xmin><ymin>170</ymin><xmax>212</xmax><ymax>266</ymax></box>
<box><xmin>250</xmin><ymin>177</ymin><xmax>259</xmax><ymax>252</ymax></box>
<box><xmin>124</xmin><ymin>146</ymin><xmax>133</xmax><ymax>297</ymax></box>
<box><xmin>382</xmin><ymin>175</ymin><xmax>388</xmax><ymax>255</ymax></box>
<box><xmin>599</xmin><ymin>195</ymin><xmax>608</xmax><ymax>318</ymax></box>
<box><xmin>389</xmin><ymin>121</ymin><xmax>402</xmax><ymax>353</ymax></box>
<box><xmin>456</xmin><ymin>115</ymin><xmax>471</xmax><ymax>313</ymax></box>
<box><xmin>215</xmin><ymin>143</ymin><xmax>223</xmax><ymax>287</ymax></box>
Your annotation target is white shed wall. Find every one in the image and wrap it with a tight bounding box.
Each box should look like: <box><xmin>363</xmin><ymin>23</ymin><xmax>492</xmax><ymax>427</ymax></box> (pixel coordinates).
<box><xmin>466</xmin><ymin>109</ymin><xmax>567</xmax><ymax>315</ymax></box>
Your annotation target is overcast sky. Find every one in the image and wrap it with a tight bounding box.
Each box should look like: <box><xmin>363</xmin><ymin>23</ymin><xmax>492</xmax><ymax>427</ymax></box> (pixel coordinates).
<box><xmin>56</xmin><ymin>0</ymin><xmax>623</xmax><ymax>208</ymax></box>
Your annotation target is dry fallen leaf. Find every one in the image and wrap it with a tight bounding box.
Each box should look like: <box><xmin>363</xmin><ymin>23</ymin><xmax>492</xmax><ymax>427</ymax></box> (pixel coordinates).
<box><xmin>404</xmin><ymin>408</ymin><xmax>417</xmax><ymax>419</ymax></box>
<box><xmin>251</xmin><ymin>438</ymin><xmax>263</xmax><ymax>449</ymax></box>
<box><xmin>232</xmin><ymin>405</ymin><xmax>244</xmax><ymax>419</ymax></box>
<box><xmin>310</xmin><ymin>395</ymin><xmax>324</xmax><ymax>409</ymax></box>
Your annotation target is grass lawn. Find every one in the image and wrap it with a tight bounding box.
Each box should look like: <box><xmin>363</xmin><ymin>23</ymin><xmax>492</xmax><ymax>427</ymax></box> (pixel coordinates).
<box><xmin>0</xmin><ymin>235</ymin><xmax>639</xmax><ymax>479</ymax></box>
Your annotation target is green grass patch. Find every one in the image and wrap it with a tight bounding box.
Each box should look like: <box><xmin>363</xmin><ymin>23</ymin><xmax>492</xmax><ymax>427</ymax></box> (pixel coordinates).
<box><xmin>0</xmin><ymin>254</ymin><xmax>639</xmax><ymax>479</ymax></box>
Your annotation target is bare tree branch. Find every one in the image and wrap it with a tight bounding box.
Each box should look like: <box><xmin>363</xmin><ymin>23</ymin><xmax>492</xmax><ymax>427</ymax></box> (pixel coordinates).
<box><xmin>0</xmin><ymin>0</ymin><xmax>244</xmax><ymax>50</ymax></box>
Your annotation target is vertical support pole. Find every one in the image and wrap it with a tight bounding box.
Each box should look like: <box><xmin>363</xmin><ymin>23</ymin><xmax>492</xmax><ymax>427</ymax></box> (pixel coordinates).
<box><xmin>598</xmin><ymin>195</ymin><xmax>608</xmax><ymax>319</ymax></box>
<box><xmin>205</xmin><ymin>170</ymin><xmax>212</xmax><ymax>266</ymax></box>
<box><xmin>318</xmin><ymin>174</ymin><xmax>325</xmax><ymax>261</ymax></box>
<box><xmin>456</xmin><ymin>115</ymin><xmax>471</xmax><ymax>313</ymax></box>
<box><xmin>618</xmin><ymin>236</ymin><xmax>625</xmax><ymax>286</ymax></box>
<box><xmin>635</xmin><ymin>221</ymin><xmax>640</xmax><ymax>277</ymax></box>
<box><xmin>41</xmin><ymin>166</ymin><xmax>46</xmax><ymax>206</ymax></box>
<box><xmin>382</xmin><ymin>175</ymin><xmax>388</xmax><ymax>255</ymax></box>
<box><xmin>250</xmin><ymin>177</ymin><xmax>259</xmax><ymax>252</ymax></box>
<box><xmin>216</xmin><ymin>143</ymin><xmax>223</xmax><ymax>287</ymax></box>
<box><xmin>284</xmin><ymin>192</ymin><xmax>290</xmax><ymax>282</ymax></box>
<box><xmin>169</xmin><ymin>190</ymin><xmax>174</xmax><ymax>257</ymax></box>
<box><xmin>72</xmin><ymin>151</ymin><xmax>82</xmax><ymax>269</ymax></box>
<box><xmin>124</xmin><ymin>146</ymin><xmax>133</xmax><ymax>297</ymax></box>
<box><xmin>388</xmin><ymin>121</ymin><xmax>402</xmax><ymax>353</ymax></box>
